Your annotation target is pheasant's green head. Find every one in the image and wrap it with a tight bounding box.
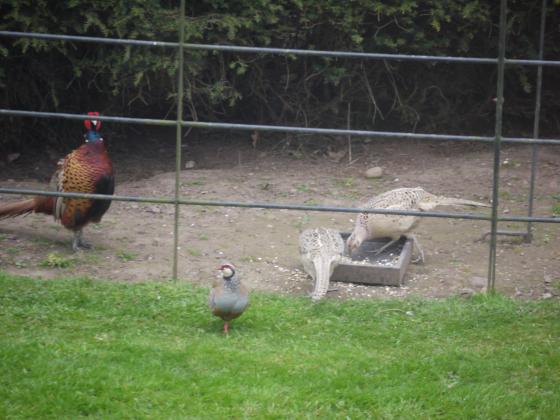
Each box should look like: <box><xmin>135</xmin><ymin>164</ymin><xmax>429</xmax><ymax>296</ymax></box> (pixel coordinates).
<box><xmin>83</xmin><ymin>111</ymin><xmax>103</xmax><ymax>143</ymax></box>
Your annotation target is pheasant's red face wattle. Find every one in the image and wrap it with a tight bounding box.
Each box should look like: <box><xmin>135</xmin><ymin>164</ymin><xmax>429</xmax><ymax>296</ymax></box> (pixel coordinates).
<box><xmin>84</xmin><ymin>111</ymin><xmax>101</xmax><ymax>131</ymax></box>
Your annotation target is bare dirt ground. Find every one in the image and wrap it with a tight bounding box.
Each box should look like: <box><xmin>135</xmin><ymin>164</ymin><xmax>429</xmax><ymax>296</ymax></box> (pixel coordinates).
<box><xmin>1</xmin><ymin>130</ymin><xmax>559</xmax><ymax>300</ymax></box>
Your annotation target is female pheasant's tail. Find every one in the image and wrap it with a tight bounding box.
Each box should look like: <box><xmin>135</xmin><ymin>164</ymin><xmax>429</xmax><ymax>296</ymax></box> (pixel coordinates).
<box><xmin>0</xmin><ymin>197</ymin><xmax>54</xmax><ymax>219</ymax></box>
<box><xmin>435</xmin><ymin>196</ymin><xmax>491</xmax><ymax>208</ymax></box>
<box><xmin>310</xmin><ymin>256</ymin><xmax>340</xmax><ymax>301</ymax></box>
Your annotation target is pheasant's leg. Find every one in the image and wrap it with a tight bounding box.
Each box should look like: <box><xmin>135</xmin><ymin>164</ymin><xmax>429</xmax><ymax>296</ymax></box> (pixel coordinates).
<box><xmin>408</xmin><ymin>234</ymin><xmax>424</xmax><ymax>264</ymax></box>
<box><xmin>223</xmin><ymin>322</ymin><xmax>229</xmax><ymax>334</ymax></box>
<box><xmin>77</xmin><ymin>230</ymin><xmax>91</xmax><ymax>249</ymax></box>
<box><xmin>72</xmin><ymin>231</ymin><xmax>81</xmax><ymax>252</ymax></box>
<box><xmin>72</xmin><ymin>229</ymin><xmax>92</xmax><ymax>251</ymax></box>
<box><xmin>371</xmin><ymin>237</ymin><xmax>400</xmax><ymax>256</ymax></box>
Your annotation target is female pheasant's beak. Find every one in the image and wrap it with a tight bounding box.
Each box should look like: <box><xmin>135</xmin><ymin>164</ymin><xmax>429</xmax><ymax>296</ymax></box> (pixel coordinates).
<box><xmin>346</xmin><ymin>233</ymin><xmax>360</xmax><ymax>256</ymax></box>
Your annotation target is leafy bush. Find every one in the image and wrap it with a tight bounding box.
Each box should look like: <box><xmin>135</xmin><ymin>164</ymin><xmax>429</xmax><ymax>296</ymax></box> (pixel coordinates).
<box><xmin>1</xmin><ymin>0</ymin><xmax>559</xmax><ymax>152</ymax></box>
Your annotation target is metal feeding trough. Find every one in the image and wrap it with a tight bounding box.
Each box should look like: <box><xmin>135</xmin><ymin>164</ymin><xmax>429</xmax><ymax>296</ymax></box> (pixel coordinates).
<box><xmin>331</xmin><ymin>233</ymin><xmax>413</xmax><ymax>287</ymax></box>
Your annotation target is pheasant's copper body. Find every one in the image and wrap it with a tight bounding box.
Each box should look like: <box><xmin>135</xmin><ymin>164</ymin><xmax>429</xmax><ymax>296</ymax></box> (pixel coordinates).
<box><xmin>0</xmin><ymin>112</ymin><xmax>114</xmax><ymax>250</ymax></box>
<box><xmin>56</xmin><ymin>140</ymin><xmax>113</xmax><ymax>230</ymax></box>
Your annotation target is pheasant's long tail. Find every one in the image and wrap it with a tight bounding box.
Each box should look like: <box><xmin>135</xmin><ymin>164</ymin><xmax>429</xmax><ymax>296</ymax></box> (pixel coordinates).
<box><xmin>0</xmin><ymin>197</ymin><xmax>54</xmax><ymax>219</ymax></box>
<box><xmin>436</xmin><ymin>197</ymin><xmax>491</xmax><ymax>208</ymax></box>
<box><xmin>310</xmin><ymin>257</ymin><xmax>336</xmax><ymax>301</ymax></box>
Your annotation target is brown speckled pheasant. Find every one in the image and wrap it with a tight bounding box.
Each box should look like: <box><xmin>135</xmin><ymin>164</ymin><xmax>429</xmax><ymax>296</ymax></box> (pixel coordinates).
<box><xmin>209</xmin><ymin>263</ymin><xmax>249</xmax><ymax>334</ymax></box>
<box><xmin>0</xmin><ymin>112</ymin><xmax>114</xmax><ymax>251</ymax></box>
<box><xmin>299</xmin><ymin>227</ymin><xmax>344</xmax><ymax>300</ymax></box>
<box><xmin>347</xmin><ymin>187</ymin><xmax>490</xmax><ymax>263</ymax></box>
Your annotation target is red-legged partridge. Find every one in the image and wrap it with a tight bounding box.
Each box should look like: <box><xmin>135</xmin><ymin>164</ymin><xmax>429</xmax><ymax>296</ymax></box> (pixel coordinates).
<box><xmin>209</xmin><ymin>263</ymin><xmax>249</xmax><ymax>334</ymax></box>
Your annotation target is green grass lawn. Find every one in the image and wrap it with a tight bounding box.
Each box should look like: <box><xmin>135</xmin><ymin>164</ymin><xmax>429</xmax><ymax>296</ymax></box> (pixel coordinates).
<box><xmin>0</xmin><ymin>272</ymin><xmax>559</xmax><ymax>419</ymax></box>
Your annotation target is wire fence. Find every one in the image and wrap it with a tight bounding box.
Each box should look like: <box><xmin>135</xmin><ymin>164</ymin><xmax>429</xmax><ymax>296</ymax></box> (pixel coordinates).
<box><xmin>0</xmin><ymin>0</ymin><xmax>558</xmax><ymax>289</ymax></box>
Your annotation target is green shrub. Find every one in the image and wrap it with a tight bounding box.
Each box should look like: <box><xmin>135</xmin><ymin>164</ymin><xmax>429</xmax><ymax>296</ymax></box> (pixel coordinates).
<box><xmin>1</xmin><ymin>1</ymin><xmax>559</xmax><ymax>151</ymax></box>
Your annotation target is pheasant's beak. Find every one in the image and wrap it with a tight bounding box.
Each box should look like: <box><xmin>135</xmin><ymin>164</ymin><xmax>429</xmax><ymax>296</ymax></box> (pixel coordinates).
<box><xmin>345</xmin><ymin>236</ymin><xmax>354</xmax><ymax>257</ymax></box>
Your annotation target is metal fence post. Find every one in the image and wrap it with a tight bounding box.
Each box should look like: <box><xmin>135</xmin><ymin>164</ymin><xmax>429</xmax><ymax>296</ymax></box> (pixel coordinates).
<box><xmin>526</xmin><ymin>0</ymin><xmax>547</xmax><ymax>243</ymax></box>
<box><xmin>488</xmin><ymin>0</ymin><xmax>508</xmax><ymax>291</ymax></box>
<box><xmin>173</xmin><ymin>0</ymin><xmax>186</xmax><ymax>280</ymax></box>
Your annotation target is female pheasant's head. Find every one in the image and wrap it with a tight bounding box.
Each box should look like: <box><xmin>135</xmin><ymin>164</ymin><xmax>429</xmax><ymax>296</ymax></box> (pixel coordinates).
<box><xmin>83</xmin><ymin>111</ymin><xmax>104</xmax><ymax>143</ymax></box>
<box><xmin>346</xmin><ymin>214</ymin><xmax>369</xmax><ymax>256</ymax></box>
<box><xmin>346</xmin><ymin>232</ymin><xmax>361</xmax><ymax>255</ymax></box>
<box><xmin>218</xmin><ymin>263</ymin><xmax>236</xmax><ymax>280</ymax></box>
<box><xmin>346</xmin><ymin>229</ymin><xmax>367</xmax><ymax>256</ymax></box>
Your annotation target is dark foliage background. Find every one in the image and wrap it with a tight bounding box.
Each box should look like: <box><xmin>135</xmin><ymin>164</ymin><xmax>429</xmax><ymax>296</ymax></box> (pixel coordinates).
<box><xmin>1</xmin><ymin>0</ymin><xmax>559</xmax><ymax>153</ymax></box>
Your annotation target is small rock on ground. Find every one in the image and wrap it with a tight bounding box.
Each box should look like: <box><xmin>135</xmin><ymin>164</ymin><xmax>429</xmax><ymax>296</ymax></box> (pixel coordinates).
<box><xmin>364</xmin><ymin>166</ymin><xmax>383</xmax><ymax>178</ymax></box>
<box><xmin>458</xmin><ymin>287</ymin><xmax>476</xmax><ymax>298</ymax></box>
<box><xmin>469</xmin><ymin>276</ymin><xmax>487</xmax><ymax>290</ymax></box>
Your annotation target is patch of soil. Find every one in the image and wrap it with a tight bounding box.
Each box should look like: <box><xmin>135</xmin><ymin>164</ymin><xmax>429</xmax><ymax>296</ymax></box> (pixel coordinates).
<box><xmin>1</xmin><ymin>131</ymin><xmax>559</xmax><ymax>300</ymax></box>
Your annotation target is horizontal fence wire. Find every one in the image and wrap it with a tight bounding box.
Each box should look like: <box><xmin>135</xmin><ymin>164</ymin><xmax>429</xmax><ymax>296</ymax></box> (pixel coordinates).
<box><xmin>1</xmin><ymin>30</ymin><xmax>560</xmax><ymax>67</ymax></box>
<box><xmin>1</xmin><ymin>188</ymin><xmax>559</xmax><ymax>224</ymax></box>
<box><xmin>2</xmin><ymin>109</ymin><xmax>560</xmax><ymax>146</ymax></box>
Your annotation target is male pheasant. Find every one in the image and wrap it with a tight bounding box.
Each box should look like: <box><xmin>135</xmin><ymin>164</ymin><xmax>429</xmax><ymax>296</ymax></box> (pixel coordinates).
<box><xmin>209</xmin><ymin>263</ymin><xmax>249</xmax><ymax>334</ymax></box>
<box><xmin>299</xmin><ymin>227</ymin><xmax>345</xmax><ymax>300</ymax></box>
<box><xmin>346</xmin><ymin>187</ymin><xmax>490</xmax><ymax>263</ymax></box>
<box><xmin>0</xmin><ymin>112</ymin><xmax>114</xmax><ymax>251</ymax></box>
